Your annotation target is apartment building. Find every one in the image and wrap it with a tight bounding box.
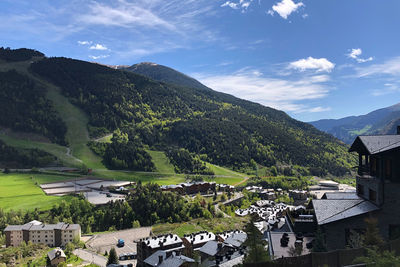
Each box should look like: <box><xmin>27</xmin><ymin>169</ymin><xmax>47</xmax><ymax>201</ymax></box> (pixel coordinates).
<box><xmin>4</xmin><ymin>220</ymin><xmax>81</xmax><ymax>247</ymax></box>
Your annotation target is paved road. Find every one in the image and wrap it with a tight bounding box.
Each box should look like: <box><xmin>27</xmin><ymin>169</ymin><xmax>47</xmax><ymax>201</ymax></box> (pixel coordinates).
<box><xmin>214</xmin><ymin>192</ymin><xmax>244</xmax><ymax>218</ymax></box>
<box><xmin>73</xmin><ymin>248</ymin><xmax>107</xmax><ymax>267</ymax></box>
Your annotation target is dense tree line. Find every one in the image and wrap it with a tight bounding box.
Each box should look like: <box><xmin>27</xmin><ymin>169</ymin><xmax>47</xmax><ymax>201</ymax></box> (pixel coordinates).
<box><xmin>0</xmin><ymin>47</ymin><xmax>44</xmax><ymax>62</ymax></box>
<box><xmin>0</xmin><ymin>183</ymin><xmax>215</xmax><ymax>234</ymax></box>
<box><xmin>88</xmin><ymin>129</ymin><xmax>154</xmax><ymax>171</ymax></box>
<box><xmin>0</xmin><ymin>140</ymin><xmax>56</xmax><ymax>168</ymax></box>
<box><xmin>166</xmin><ymin>148</ymin><xmax>214</xmax><ymax>175</ymax></box>
<box><xmin>30</xmin><ymin>56</ymin><xmax>356</xmax><ymax>176</ymax></box>
<box><xmin>0</xmin><ymin>70</ymin><xmax>67</xmax><ymax>144</ymax></box>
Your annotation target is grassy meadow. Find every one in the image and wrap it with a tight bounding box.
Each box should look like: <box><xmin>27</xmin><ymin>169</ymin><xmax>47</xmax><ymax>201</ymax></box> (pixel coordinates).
<box><xmin>0</xmin><ymin>173</ymin><xmax>74</xmax><ymax>211</ymax></box>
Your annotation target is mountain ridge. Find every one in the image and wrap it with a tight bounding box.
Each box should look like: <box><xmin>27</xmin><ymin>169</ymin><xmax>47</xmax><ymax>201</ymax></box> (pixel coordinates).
<box><xmin>310</xmin><ymin>102</ymin><xmax>400</xmax><ymax>143</ymax></box>
<box><xmin>0</xmin><ymin>48</ymin><xmax>356</xmax><ymax>176</ymax></box>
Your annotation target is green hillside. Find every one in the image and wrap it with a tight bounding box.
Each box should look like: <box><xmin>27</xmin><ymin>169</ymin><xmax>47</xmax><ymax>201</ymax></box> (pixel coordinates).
<box><xmin>29</xmin><ymin>56</ymin><xmax>356</xmax><ymax>176</ymax></box>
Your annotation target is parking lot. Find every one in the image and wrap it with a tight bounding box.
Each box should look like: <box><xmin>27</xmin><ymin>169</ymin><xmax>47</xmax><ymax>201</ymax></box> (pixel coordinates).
<box><xmin>85</xmin><ymin>227</ymin><xmax>152</xmax><ymax>266</ymax></box>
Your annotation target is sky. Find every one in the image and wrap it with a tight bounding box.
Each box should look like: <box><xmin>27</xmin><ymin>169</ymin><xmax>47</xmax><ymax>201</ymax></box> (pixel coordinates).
<box><xmin>1</xmin><ymin>0</ymin><xmax>400</xmax><ymax>122</ymax></box>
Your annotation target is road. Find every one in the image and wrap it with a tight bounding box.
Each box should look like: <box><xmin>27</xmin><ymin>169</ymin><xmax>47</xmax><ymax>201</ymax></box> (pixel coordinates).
<box><xmin>214</xmin><ymin>192</ymin><xmax>244</xmax><ymax>218</ymax></box>
<box><xmin>73</xmin><ymin>248</ymin><xmax>107</xmax><ymax>267</ymax></box>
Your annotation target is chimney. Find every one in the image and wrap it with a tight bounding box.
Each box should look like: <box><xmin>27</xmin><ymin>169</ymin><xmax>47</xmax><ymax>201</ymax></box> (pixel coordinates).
<box><xmin>158</xmin><ymin>255</ymin><xmax>163</xmax><ymax>264</ymax></box>
<box><xmin>397</xmin><ymin>126</ymin><xmax>400</xmax><ymax>135</ymax></box>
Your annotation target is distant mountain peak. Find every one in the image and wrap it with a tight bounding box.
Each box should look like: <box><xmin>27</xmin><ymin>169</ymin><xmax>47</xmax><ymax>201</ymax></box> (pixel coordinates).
<box><xmin>123</xmin><ymin>62</ymin><xmax>211</xmax><ymax>91</ymax></box>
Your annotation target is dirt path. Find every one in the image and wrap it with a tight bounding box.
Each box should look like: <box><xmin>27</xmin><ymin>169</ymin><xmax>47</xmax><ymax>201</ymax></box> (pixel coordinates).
<box><xmin>233</xmin><ymin>176</ymin><xmax>250</xmax><ymax>186</ymax></box>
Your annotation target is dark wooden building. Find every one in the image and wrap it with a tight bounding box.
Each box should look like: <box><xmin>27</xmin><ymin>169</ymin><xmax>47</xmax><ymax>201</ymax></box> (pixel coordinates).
<box><xmin>311</xmin><ymin>129</ymin><xmax>400</xmax><ymax>250</ymax></box>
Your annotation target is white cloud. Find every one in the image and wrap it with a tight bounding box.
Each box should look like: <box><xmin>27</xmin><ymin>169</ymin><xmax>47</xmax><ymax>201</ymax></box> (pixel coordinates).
<box><xmin>347</xmin><ymin>48</ymin><xmax>373</xmax><ymax>63</ymax></box>
<box><xmin>78</xmin><ymin>1</ymin><xmax>176</xmax><ymax>31</ymax></box>
<box><xmin>308</xmin><ymin>106</ymin><xmax>331</xmax><ymax>113</ymax></box>
<box><xmin>89</xmin><ymin>55</ymin><xmax>109</xmax><ymax>60</ymax></box>
<box><xmin>89</xmin><ymin>44</ymin><xmax>108</xmax><ymax>50</ymax></box>
<box><xmin>77</xmin><ymin>40</ymin><xmax>92</xmax><ymax>45</ymax></box>
<box><xmin>356</xmin><ymin>56</ymin><xmax>400</xmax><ymax>77</ymax></box>
<box><xmin>288</xmin><ymin>57</ymin><xmax>335</xmax><ymax>73</ymax></box>
<box><xmin>269</xmin><ymin>0</ymin><xmax>304</xmax><ymax>19</ymax></box>
<box><xmin>193</xmin><ymin>69</ymin><xmax>331</xmax><ymax>113</ymax></box>
<box><xmin>221</xmin><ymin>0</ymin><xmax>253</xmax><ymax>12</ymax></box>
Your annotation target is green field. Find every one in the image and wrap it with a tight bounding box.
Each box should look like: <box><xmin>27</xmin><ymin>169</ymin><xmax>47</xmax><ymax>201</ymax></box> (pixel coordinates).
<box><xmin>146</xmin><ymin>150</ymin><xmax>176</xmax><ymax>174</ymax></box>
<box><xmin>0</xmin><ymin>173</ymin><xmax>74</xmax><ymax>211</ymax></box>
<box><xmin>152</xmin><ymin>216</ymin><xmax>248</xmax><ymax>237</ymax></box>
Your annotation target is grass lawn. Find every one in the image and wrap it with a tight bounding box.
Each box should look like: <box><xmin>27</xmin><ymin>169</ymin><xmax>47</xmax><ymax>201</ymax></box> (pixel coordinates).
<box><xmin>0</xmin><ymin>173</ymin><xmax>75</xmax><ymax>211</ymax></box>
<box><xmin>152</xmin><ymin>216</ymin><xmax>248</xmax><ymax>237</ymax></box>
<box><xmin>146</xmin><ymin>150</ymin><xmax>176</xmax><ymax>174</ymax></box>
<box><xmin>0</xmin><ymin>132</ymin><xmax>82</xmax><ymax>168</ymax></box>
<box><xmin>44</xmin><ymin>81</ymin><xmax>105</xmax><ymax>170</ymax></box>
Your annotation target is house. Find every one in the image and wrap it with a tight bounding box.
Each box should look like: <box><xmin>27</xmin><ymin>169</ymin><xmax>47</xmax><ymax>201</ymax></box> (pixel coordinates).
<box><xmin>182</xmin><ymin>231</ymin><xmax>216</xmax><ymax>253</ymax></box>
<box><xmin>136</xmin><ymin>234</ymin><xmax>184</xmax><ymax>267</ymax></box>
<box><xmin>311</xmin><ymin>129</ymin><xmax>400</xmax><ymax>250</ymax></box>
<box><xmin>144</xmin><ymin>251</ymin><xmax>195</xmax><ymax>267</ymax></box>
<box><xmin>47</xmin><ymin>248</ymin><xmax>66</xmax><ymax>267</ymax></box>
<box><xmin>4</xmin><ymin>221</ymin><xmax>81</xmax><ymax>247</ymax></box>
<box><xmin>199</xmin><ymin>240</ymin><xmax>245</xmax><ymax>267</ymax></box>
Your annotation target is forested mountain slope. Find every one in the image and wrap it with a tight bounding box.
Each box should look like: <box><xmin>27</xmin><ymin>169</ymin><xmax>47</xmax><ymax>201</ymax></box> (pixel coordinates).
<box><xmin>0</xmin><ymin>70</ymin><xmax>67</xmax><ymax>145</ymax></box>
<box><xmin>310</xmin><ymin>103</ymin><xmax>400</xmax><ymax>144</ymax></box>
<box><xmin>28</xmin><ymin>56</ymin><xmax>355</xmax><ymax>175</ymax></box>
<box><xmin>125</xmin><ymin>62</ymin><xmax>210</xmax><ymax>91</ymax></box>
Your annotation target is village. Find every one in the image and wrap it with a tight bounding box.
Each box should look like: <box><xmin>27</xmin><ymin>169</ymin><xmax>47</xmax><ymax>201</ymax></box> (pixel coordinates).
<box><xmin>3</xmin><ymin>129</ymin><xmax>400</xmax><ymax>267</ymax></box>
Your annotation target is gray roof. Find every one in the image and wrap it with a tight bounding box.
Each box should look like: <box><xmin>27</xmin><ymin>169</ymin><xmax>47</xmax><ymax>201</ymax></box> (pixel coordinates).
<box><xmin>323</xmin><ymin>192</ymin><xmax>361</xmax><ymax>200</ymax></box>
<box><xmin>144</xmin><ymin>251</ymin><xmax>167</xmax><ymax>267</ymax></box>
<box><xmin>4</xmin><ymin>222</ymin><xmax>80</xmax><ymax>232</ymax></box>
<box><xmin>199</xmin><ymin>240</ymin><xmax>233</xmax><ymax>256</ymax></box>
<box><xmin>47</xmin><ymin>248</ymin><xmax>66</xmax><ymax>261</ymax></box>
<box><xmin>159</xmin><ymin>255</ymin><xmax>195</xmax><ymax>267</ymax></box>
<box><xmin>349</xmin><ymin>135</ymin><xmax>400</xmax><ymax>154</ymax></box>
<box><xmin>4</xmin><ymin>225</ymin><xmax>24</xmax><ymax>231</ymax></box>
<box><xmin>313</xmin><ymin>199</ymin><xmax>379</xmax><ymax>225</ymax></box>
<box><xmin>223</xmin><ymin>233</ymin><xmax>247</xmax><ymax>248</ymax></box>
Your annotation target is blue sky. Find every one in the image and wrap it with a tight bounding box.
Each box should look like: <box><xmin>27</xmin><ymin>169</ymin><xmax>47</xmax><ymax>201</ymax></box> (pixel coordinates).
<box><xmin>1</xmin><ymin>0</ymin><xmax>400</xmax><ymax>122</ymax></box>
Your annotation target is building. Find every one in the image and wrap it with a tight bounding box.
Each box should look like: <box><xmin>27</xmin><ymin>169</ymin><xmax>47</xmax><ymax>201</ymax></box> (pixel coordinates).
<box><xmin>182</xmin><ymin>231</ymin><xmax>216</xmax><ymax>253</ymax></box>
<box><xmin>47</xmin><ymin>248</ymin><xmax>66</xmax><ymax>267</ymax></box>
<box><xmin>311</xmin><ymin>130</ymin><xmax>400</xmax><ymax>250</ymax></box>
<box><xmin>267</xmin><ymin>232</ymin><xmax>313</xmax><ymax>259</ymax></box>
<box><xmin>4</xmin><ymin>221</ymin><xmax>81</xmax><ymax>247</ymax></box>
<box><xmin>144</xmin><ymin>251</ymin><xmax>195</xmax><ymax>267</ymax></box>
<box><xmin>136</xmin><ymin>234</ymin><xmax>184</xmax><ymax>267</ymax></box>
<box><xmin>199</xmin><ymin>240</ymin><xmax>245</xmax><ymax>267</ymax></box>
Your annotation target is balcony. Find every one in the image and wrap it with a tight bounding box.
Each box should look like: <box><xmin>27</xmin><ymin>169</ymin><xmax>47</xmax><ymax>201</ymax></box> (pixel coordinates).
<box><xmin>357</xmin><ymin>165</ymin><xmax>377</xmax><ymax>179</ymax></box>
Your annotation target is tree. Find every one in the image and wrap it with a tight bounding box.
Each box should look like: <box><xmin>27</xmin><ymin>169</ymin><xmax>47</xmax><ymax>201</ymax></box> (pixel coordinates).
<box><xmin>362</xmin><ymin>217</ymin><xmax>383</xmax><ymax>247</ymax></box>
<box><xmin>107</xmin><ymin>248</ymin><xmax>119</xmax><ymax>265</ymax></box>
<box><xmin>354</xmin><ymin>247</ymin><xmax>400</xmax><ymax>266</ymax></box>
<box><xmin>132</xmin><ymin>220</ymin><xmax>140</xmax><ymax>228</ymax></box>
<box><xmin>64</xmin><ymin>242</ymin><xmax>75</xmax><ymax>257</ymax></box>
<box><xmin>312</xmin><ymin>227</ymin><xmax>327</xmax><ymax>252</ymax></box>
<box><xmin>243</xmin><ymin>215</ymin><xmax>270</xmax><ymax>263</ymax></box>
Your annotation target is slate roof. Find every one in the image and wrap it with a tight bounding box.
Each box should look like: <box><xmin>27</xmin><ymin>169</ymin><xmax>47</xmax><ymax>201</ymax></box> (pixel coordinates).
<box><xmin>223</xmin><ymin>232</ymin><xmax>247</xmax><ymax>248</ymax></box>
<box><xmin>144</xmin><ymin>251</ymin><xmax>194</xmax><ymax>267</ymax></box>
<box><xmin>313</xmin><ymin>199</ymin><xmax>379</xmax><ymax>225</ymax></box>
<box><xmin>47</xmin><ymin>248</ymin><xmax>66</xmax><ymax>261</ymax></box>
<box><xmin>349</xmin><ymin>135</ymin><xmax>400</xmax><ymax>155</ymax></box>
<box><xmin>322</xmin><ymin>192</ymin><xmax>361</xmax><ymax>200</ymax></box>
<box><xmin>159</xmin><ymin>255</ymin><xmax>195</xmax><ymax>267</ymax></box>
<box><xmin>199</xmin><ymin>240</ymin><xmax>233</xmax><ymax>256</ymax></box>
<box><xmin>144</xmin><ymin>250</ymin><xmax>167</xmax><ymax>267</ymax></box>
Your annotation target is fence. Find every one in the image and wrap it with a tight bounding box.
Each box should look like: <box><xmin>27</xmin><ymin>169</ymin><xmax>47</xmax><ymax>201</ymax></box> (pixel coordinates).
<box><xmin>245</xmin><ymin>238</ymin><xmax>400</xmax><ymax>267</ymax></box>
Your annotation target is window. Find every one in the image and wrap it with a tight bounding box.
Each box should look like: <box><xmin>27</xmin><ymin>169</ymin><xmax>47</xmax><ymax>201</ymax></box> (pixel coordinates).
<box><xmin>369</xmin><ymin>189</ymin><xmax>377</xmax><ymax>202</ymax></box>
<box><xmin>357</xmin><ymin>184</ymin><xmax>364</xmax><ymax>196</ymax></box>
<box><xmin>389</xmin><ymin>225</ymin><xmax>400</xmax><ymax>240</ymax></box>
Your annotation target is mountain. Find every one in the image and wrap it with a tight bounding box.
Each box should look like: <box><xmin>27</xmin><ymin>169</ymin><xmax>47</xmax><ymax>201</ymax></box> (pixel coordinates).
<box><xmin>124</xmin><ymin>62</ymin><xmax>211</xmax><ymax>91</ymax></box>
<box><xmin>0</xmin><ymin>48</ymin><xmax>356</xmax><ymax>176</ymax></box>
<box><xmin>310</xmin><ymin>103</ymin><xmax>400</xmax><ymax>144</ymax></box>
